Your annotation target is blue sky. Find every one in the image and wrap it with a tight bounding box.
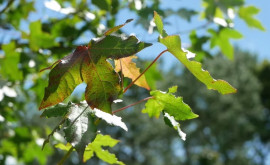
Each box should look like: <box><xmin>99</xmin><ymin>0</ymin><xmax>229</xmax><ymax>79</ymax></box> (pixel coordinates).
<box><xmin>1</xmin><ymin>0</ymin><xmax>269</xmax><ymax>61</ymax></box>
<box><xmin>115</xmin><ymin>0</ymin><xmax>269</xmax><ymax>62</ymax></box>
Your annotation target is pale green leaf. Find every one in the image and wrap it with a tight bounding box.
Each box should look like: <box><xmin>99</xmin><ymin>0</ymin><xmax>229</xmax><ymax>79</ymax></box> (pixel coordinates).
<box><xmin>150</xmin><ymin>89</ymin><xmax>198</xmax><ymax>120</ymax></box>
<box><xmin>239</xmin><ymin>6</ymin><xmax>265</xmax><ymax>31</ymax></box>
<box><xmin>28</xmin><ymin>21</ymin><xmax>58</xmax><ymax>51</ymax></box>
<box><xmin>154</xmin><ymin>11</ymin><xmax>168</xmax><ymax>37</ymax></box>
<box><xmin>83</xmin><ymin>134</ymin><xmax>124</xmax><ymax>165</ymax></box>
<box><xmin>208</xmin><ymin>28</ymin><xmax>242</xmax><ymax>59</ymax></box>
<box><xmin>55</xmin><ymin>143</ymin><xmax>73</xmax><ymax>151</ymax></box>
<box><xmin>159</xmin><ymin>35</ymin><xmax>237</xmax><ymax>94</ymax></box>
<box><xmin>142</xmin><ymin>99</ymin><xmax>164</xmax><ymax>118</ymax></box>
<box><xmin>168</xmin><ymin>86</ymin><xmax>178</xmax><ymax>93</ymax></box>
<box><xmin>0</xmin><ymin>42</ymin><xmax>23</xmax><ymax>81</ymax></box>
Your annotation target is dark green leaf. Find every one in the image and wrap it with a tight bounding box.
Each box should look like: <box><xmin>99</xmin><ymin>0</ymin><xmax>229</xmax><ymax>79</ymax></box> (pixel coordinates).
<box><xmin>63</xmin><ymin>103</ymin><xmax>97</xmax><ymax>160</ymax></box>
<box><xmin>41</xmin><ymin>102</ymin><xmax>72</xmax><ymax>118</ymax></box>
<box><xmin>88</xmin><ymin>35</ymin><xmax>152</xmax><ymax>63</ymax></box>
<box><xmin>39</xmin><ymin>46</ymin><xmax>86</xmax><ymax>110</ymax></box>
<box><xmin>39</xmin><ymin>46</ymin><xmax>121</xmax><ymax>113</ymax></box>
<box><xmin>82</xmin><ymin>56</ymin><xmax>121</xmax><ymax>113</ymax></box>
<box><xmin>92</xmin><ymin>0</ymin><xmax>112</xmax><ymax>10</ymax></box>
<box><xmin>105</xmin><ymin>19</ymin><xmax>133</xmax><ymax>36</ymax></box>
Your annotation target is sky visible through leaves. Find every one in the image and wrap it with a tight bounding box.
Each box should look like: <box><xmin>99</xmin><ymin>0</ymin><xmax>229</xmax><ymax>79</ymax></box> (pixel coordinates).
<box><xmin>0</xmin><ymin>0</ymin><xmax>269</xmax><ymax>62</ymax></box>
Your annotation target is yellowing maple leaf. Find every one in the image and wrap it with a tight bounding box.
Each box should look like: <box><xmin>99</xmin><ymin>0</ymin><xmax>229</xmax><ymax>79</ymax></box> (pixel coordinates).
<box><xmin>115</xmin><ymin>56</ymin><xmax>150</xmax><ymax>90</ymax></box>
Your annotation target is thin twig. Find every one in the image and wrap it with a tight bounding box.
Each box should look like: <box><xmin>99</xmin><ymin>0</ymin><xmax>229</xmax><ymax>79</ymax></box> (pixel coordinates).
<box><xmin>57</xmin><ymin>146</ymin><xmax>74</xmax><ymax>165</ymax></box>
<box><xmin>112</xmin><ymin>96</ymin><xmax>154</xmax><ymax>114</ymax></box>
<box><xmin>123</xmin><ymin>49</ymin><xmax>168</xmax><ymax>93</ymax></box>
<box><xmin>120</xmin><ymin>59</ymin><xmax>124</xmax><ymax>89</ymax></box>
<box><xmin>0</xmin><ymin>0</ymin><xmax>14</xmax><ymax>14</ymax></box>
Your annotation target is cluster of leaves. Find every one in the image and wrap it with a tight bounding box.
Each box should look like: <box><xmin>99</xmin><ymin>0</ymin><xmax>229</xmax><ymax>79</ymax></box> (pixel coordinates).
<box><xmin>38</xmin><ymin>12</ymin><xmax>238</xmax><ymax>164</ymax></box>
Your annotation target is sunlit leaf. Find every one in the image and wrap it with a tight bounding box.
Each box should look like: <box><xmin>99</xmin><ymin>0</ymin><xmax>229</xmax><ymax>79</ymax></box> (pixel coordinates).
<box><xmin>159</xmin><ymin>35</ymin><xmax>237</xmax><ymax>94</ymax></box>
<box><xmin>39</xmin><ymin>46</ymin><xmax>86</xmax><ymax>110</ymax></box>
<box><xmin>143</xmin><ymin>86</ymin><xmax>198</xmax><ymax>120</ymax></box>
<box><xmin>208</xmin><ymin>28</ymin><xmax>242</xmax><ymax>60</ymax></box>
<box><xmin>239</xmin><ymin>6</ymin><xmax>265</xmax><ymax>31</ymax></box>
<box><xmin>168</xmin><ymin>85</ymin><xmax>178</xmax><ymax>93</ymax></box>
<box><xmin>142</xmin><ymin>99</ymin><xmax>164</xmax><ymax>118</ymax></box>
<box><xmin>40</xmin><ymin>34</ymin><xmax>151</xmax><ymax>113</ymax></box>
<box><xmin>83</xmin><ymin>134</ymin><xmax>124</xmax><ymax>165</ymax></box>
<box><xmin>153</xmin><ymin>11</ymin><xmax>168</xmax><ymax>37</ymax></box>
<box><xmin>55</xmin><ymin>143</ymin><xmax>74</xmax><ymax>151</ymax></box>
<box><xmin>83</xmin><ymin>55</ymin><xmax>121</xmax><ymax>113</ymax></box>
<box><xmin>115</xmin><ymin>56</ymin><xmax>150</xmax><ymax>90</ymax></box>
<box><xmin>105</xmin><ymin>19</ymin><xmax>133</xmax><ymax>35</ymax></box>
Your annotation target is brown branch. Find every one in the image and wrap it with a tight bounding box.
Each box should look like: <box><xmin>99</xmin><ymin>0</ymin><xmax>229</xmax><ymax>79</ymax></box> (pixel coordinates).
<box><xmin>123</xmin><ymin>49</ymin><xmax>168</xmax><ymax>93</ymax></box>
<box><xmin>112</xmin><ymin>96</ymin><xmax>154</xmax><ymax>114</ymax></box>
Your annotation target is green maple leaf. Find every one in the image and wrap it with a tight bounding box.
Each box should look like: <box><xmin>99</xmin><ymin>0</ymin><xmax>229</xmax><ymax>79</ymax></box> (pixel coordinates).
<box><xmin>143</xmin><ymin>86</ymin><xmax>198</xmax><ymax>120</ymax></box>
<box><xmin>239</xmin><ymin>6</ymin><xmax>265</xmax><ymax>31</ymax></box>
<box><xmin>39</xmin><ymin>33</ymin><xmax>151</xmax><ymax>113</ymax></box>
<box><xmin>83</xmin><ymin>134</ymin><xmax>124</xmax><ymax>165</ymax></box>
<box><xmin>154</xmin><ymin>11</ymin><xmax>236</xmax><ymax>94</ymax></box>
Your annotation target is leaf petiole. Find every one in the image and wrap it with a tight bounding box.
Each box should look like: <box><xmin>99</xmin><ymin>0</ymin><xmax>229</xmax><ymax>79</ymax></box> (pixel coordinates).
<box><xmin>123</xmin><ymin>49</ymin><xmax>168</xmax><ymax>93</ymax></box>
<box><xmin>112</xmin><ymin>96</ymin><xmax>154</xmax><ymax>114</ymax></box>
